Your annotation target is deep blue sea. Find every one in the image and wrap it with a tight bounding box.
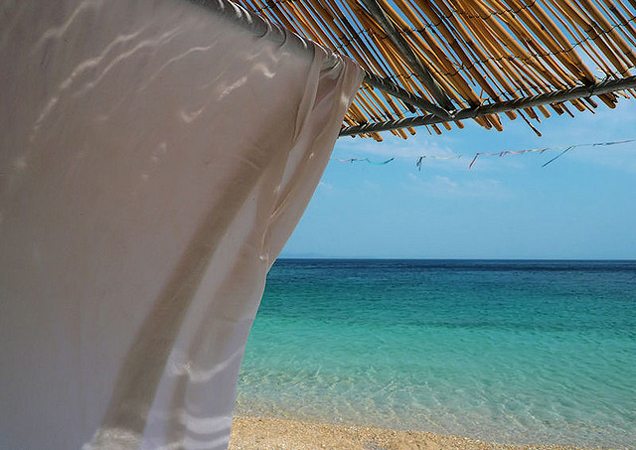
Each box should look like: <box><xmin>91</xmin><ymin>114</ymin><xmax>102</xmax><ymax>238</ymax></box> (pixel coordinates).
<box><xmin>235</xmin><ymin>259</ymin><xmax>636</xmax><ymax>448</ymax></box>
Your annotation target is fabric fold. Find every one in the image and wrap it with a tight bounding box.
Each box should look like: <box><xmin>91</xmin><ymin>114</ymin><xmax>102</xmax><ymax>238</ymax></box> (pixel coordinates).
<box><xmin>0</xmin><ymin>1</ymin><xmax>363</xmax><ymax>449</ymax></box>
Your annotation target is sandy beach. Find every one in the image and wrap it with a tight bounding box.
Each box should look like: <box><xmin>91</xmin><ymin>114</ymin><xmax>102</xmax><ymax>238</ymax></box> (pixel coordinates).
<box><xmin>229</xmin><ymin>416</ymin><xmax>606</xmax><ymax>450</ymax></box>
<box><xmin>236</xmin><ymin>261</ymin><xmax>635</xmax><ymax>450</ymax></box>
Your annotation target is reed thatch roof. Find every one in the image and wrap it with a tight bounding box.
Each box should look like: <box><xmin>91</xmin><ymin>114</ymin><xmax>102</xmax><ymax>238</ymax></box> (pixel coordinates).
<box><xmin>230</xmin><ymin>0</ymin><xmax>636</xmax><ymax>140</ymax></box>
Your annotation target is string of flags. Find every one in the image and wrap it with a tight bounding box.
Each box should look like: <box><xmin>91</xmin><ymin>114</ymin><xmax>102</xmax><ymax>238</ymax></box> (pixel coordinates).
<box><xmin>467</xmin><ymin>140</ymin><xmax>634</xmax><ymax>169</ymax></box>
<box><xmin>332</xmin><ymin>157</ymin><xmax>394</xmax><ymax>165</ymax></box>
<box><xmin>330</xmin><ymin>139</ymin><xmax>634</xmax><ymax>170</ymax></box>
<box><xmin>416</xmin><ymin>154</ymin><xmax>462</xmax><ymax>171</ymax></box>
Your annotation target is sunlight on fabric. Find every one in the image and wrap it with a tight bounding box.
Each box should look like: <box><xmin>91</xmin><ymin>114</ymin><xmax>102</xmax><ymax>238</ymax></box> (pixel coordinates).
<box><xmin>0</xmin><ymin>1</ymin><xmax>362</xmax><ymax>449</ymax></box>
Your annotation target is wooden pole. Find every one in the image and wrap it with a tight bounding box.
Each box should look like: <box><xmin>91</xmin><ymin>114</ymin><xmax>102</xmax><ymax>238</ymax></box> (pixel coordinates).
<box><xmin>340</xmin><ymin>74</ymin><xmax>636</xmax><ymax>136</ymax></box>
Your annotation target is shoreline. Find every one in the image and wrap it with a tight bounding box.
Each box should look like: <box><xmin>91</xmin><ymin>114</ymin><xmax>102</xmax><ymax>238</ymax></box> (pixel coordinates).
<box><xmin>229</xmin><ymin>416</ymin><xmax>611</xmax><ymax>450</ymax></box>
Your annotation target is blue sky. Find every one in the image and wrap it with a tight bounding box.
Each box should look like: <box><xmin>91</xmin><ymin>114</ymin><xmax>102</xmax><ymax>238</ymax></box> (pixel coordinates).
<box><xmin>281</xmin><ymin>99</ymin><xmax>636</xmax><ymax>259</ymax></box>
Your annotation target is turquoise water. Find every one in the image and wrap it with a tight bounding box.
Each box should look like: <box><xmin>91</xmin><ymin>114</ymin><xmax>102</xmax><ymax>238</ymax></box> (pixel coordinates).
<box><xmin>235</xmin><ymin>260</ymin><xmax>636</xmax><ymax>448</ymax></box>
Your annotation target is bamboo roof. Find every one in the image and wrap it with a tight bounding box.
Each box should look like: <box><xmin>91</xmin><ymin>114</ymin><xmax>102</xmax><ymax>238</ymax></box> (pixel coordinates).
<box><xmin>230</xmin><ymin>0</ymin><xmax>636</xmax><ymax>140</ymax></box>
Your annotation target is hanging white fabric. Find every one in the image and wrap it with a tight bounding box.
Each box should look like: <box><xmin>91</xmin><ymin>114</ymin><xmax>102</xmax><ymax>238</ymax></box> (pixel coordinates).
<box><xmin>0</xmin><ymin>1</ymin><xmax>363</xmax><ymax>449</ymax></box>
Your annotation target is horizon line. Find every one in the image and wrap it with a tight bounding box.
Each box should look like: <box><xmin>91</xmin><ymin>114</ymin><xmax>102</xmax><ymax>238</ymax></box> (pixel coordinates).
<box><xmin>277</xmin><ymin>256</ymin><xmax>636</xmax><ymax>261</ymax></box>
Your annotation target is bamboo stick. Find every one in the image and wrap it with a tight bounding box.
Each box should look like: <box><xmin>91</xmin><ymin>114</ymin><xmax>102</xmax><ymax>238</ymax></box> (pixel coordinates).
<box><xmin>232</xmin><ymin>0</ymin><xmax>635</xmax><ymax>137</ymax></box>
<box><xmin>498</xmin><ymin>0</ymin><xmax>593</xmax><ymax>81</ymax></box>
<box><xmin>461</xmin><ymin>0</ymin><xmax>567</xmax><ymax>89</ymax></box>
<box><xmin>357</xmin><ymin>0</ymin><xmax>455</xmax><ymax>109</ymax></box>
<box><xmin>573</xmin><ymin>0</ymin><xmax>636</xmax><ymax>66</ymax></box>
<box><xmin>551</xmin><ymin>0</ymin><xmax>630</xmax><ymax>74</ymax></box>
<box><xmin>488</xmin><ymin>0</ymin><xmax>581</xmax><ymax>85</ymax></box>
<box><xmin>597</xmin><ymin>0</ymin><xmax>636</xmax><ymax>48</ymax></box>
<box><xmin>540</xmin><ymin>0</ymin><xmax>615</xmax><ymax>75</ymax></box>
<box><xmin>609</xmin><ymin>0</ymin><xmax>636</xmax><ymax>42</ymax></box>
<box><xmin>408</xmin><ymin>0</ymin><xmax>501</xmax><ymax>105</ymax></box>
<box><xmin>522</xmin><ymin>0</ymin><xmax>597</xmax><ymax>80</ymax></box>
<box><xmin>381</xmin><ymin>0</ymin><xmax>483</xmax><ymax>103</ymax></box>
<box><xmin>425</xmin><ymin>0</ymin><xmax>519</xmax><ymax>119</ymax></box>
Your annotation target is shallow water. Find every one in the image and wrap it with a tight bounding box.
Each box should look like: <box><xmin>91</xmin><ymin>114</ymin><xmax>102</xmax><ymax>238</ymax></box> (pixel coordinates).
<box><xmin>236</xmin><ymin>259</ymin><xmax>636</xmax><ymax>448</ymax></box>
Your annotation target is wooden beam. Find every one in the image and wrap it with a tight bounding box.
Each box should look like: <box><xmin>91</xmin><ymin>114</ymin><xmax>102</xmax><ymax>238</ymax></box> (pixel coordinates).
<box><xmin>339</xmin><ymin>75</ymin><xmax>636</xmax><ymax>136</ymax></box>
<box><xmin>363</xmin><ymin>71</ymin><xmax>452</xmax><ymax>119</ymax></box>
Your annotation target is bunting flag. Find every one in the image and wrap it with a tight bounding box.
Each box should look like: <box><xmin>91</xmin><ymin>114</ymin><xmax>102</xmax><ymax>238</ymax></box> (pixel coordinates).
<box><xmin>331</xmin><ymin>157</ymin><xmax>395</xmax><ymax>165</ymax></box>
<box><xmin>331</xmin><ymin>139</ymin><xmax>633</xmax><ymax>171</ymax></box>
<box><xmin>416</xmin><ymin>155</ymin><xmax>464</xmax><ymax>171</ymax></box>
<box><xmin>468</xmin><ymin>139</ymin><xmax>634</xmax><ymax>169</ymax></box>
<box><xmin>541</xmin><ymin>147</ymin><xmax>573</xmax><ymax>167</ymax></box>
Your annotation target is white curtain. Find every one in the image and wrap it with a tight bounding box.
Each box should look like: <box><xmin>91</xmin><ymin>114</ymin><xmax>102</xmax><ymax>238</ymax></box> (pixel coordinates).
<box><xmin>0</xmin><ymin>1</ymin><xmax>363</xmax><ymax>449</ymax></box>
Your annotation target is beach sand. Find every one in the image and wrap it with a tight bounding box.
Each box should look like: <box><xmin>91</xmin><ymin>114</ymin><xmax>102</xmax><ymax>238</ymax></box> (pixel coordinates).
<box><xmin>229</xmin><ymin>416</ymin><xmax>601</xmax><ymax>450</ymax></box>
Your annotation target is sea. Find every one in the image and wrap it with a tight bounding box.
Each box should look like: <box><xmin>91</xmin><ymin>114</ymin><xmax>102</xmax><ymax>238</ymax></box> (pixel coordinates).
<box><xmin>234</xmin><ymin>259</ymin><xmax>636</xmax><ymax>449</ymax></box>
